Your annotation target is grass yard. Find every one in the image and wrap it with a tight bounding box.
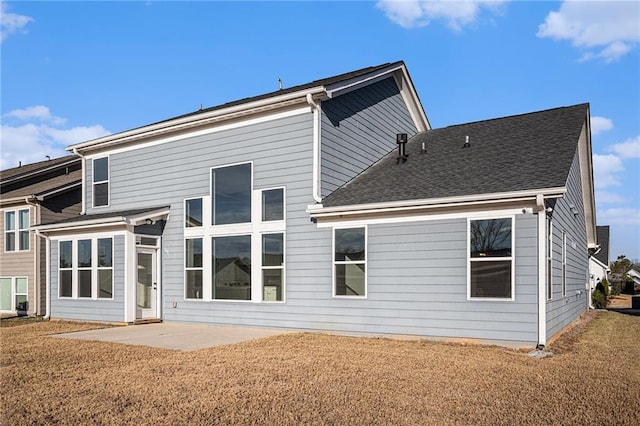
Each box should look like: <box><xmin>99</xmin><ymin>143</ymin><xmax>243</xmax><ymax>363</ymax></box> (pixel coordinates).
<box><xmin>1</xmin><ymin>311</ymin><xmax>639</xmax><ymax>425</ymax></box>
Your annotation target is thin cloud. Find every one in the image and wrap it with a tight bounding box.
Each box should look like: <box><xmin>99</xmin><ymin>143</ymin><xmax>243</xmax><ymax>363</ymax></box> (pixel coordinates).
<box><xmin>611</xmin><ymin>135</ymin><xmax>640</xmax><ymax>159</ymax></box>
<box><xmin>5</xmin><ymin>105</ymin><xmax>67</xmax><ymax>125</ymax></box>
<box><xmin>595</xmin><ymin>190</ymin><xmax>626</xmax><ymax>205</ymax></box>
<box><xmin>376</xmin><ymin>0</ymin><xmax>506</xmax><ymax>31</ymax></box>
<box><xmin>592</xmin><ymin>153</ymin><xmax>624</xmax><ymax>189</ymax></box>
<box><xmin>0</xmin><ymin>1</ymin><xmax>33</xmax><ymax>43</ymax></box>
<box><xmin>590</xmin><ymin>116</ymin><xmax>613</xmax><ymax>135</ymax></box>
<box><xmin>597</xmin><ymin>207</ymin><xmax>640</xmax><ymax>226</ymax></box>
<box><xmin>537</xmin><ymin>1</ymin><xmax>640</xmax><ymax>63</ymax></box>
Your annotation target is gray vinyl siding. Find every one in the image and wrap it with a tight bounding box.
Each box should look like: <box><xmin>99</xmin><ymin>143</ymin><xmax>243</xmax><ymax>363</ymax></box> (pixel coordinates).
<box><xmin>546</xmin><ymin>145</ymin><xmax>589</xmax><ymax>338</ymax></box>
<box><xmin>320</xmin><ymin>77</ymin><xmax>418</xmax><ymax>197</ymax></box>
<box><xmin>49</xmin><ymin>235</ymin><xmax>125</xmax><ymax>322</ymax></box>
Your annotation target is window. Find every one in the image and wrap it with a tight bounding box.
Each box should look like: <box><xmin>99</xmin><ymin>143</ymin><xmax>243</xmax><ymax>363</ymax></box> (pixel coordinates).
<box><xmin>0</xmin><ymin>277</ymin><xmax>28</xmax><ymax>312</ymax></box>
<box><xmin>262</xmin><ymin>233</ymin><xmax>284</xmax><ymax>302</ymax></box>
<box><xmin>547</xmin><ymin>218</ymin><xmax>553</xmax><ymax>301</ymax></box>
<box><xmin>262</xmin><ymin>188</ymin><xmax>284</xmax><ymax>221</ymax></box>
<box><xmin>185</xmin><ymin>238</ymin><xmax>203</xmax><ymax>299</ymax></box>
<box><xmin>58</xmin><ymin>237</ymin><xmax>113</xmax><ymax>299</ymax></box>
<box><xmin>212</xmin><ymin>235</ymin><xmax>251</xmax><ymax>300</ymax></box>
<box><xmin>93</xmin><ymin>157</ymin><xmax>109</xmax><ymax>207</ymax></box>
<box><xmin>562</xmin><ymin>232</ymin><xmax>567</xmax><ymax>297</ymax></box>
<box><xmin>469</xmin><ymin>218</ymin><xmax>513</xmax><ymax>299</ymax></box>
<box><xmin>185</xmin><ymin>198</ymin><xmax>203</xmax><ymax>227</ymax></box>
<box><xmin>211</xmin><ymin>163</ymin><xmax>251</xmax><ymax>225</ymax></box>
<box><xmin>4</xmin><ymin>209</ymin><xmax>29</xmax><ymax>252</ymax></box>
<box><xmin>334</xmin><ymin>227</ymin><xmax>366</xmax><ymax>297</ymax></box>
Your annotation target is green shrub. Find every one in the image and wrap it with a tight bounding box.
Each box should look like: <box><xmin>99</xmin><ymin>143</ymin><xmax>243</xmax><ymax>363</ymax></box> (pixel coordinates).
<box><xmin>601</xmin><ymin>278</ymin><xmax>610</xmax><ymax>298</ymax></box>
<box><xmin>592</xmin><ymin>289</ymin><xmax>607</xmax><ymax>309</ymax></box>
<box><xmin>610</xmin><ymin>279</ymin><xmax>621</xmax><ymax>296</ymax></box>
<box><xmin>596</xmin><ymin>280</ymin><xmax>609</xmax><ymax>299</ymax></box>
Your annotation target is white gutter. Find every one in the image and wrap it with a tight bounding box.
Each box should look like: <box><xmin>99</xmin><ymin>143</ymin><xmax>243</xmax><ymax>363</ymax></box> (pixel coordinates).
<box><xmin>307</xmin><ymin>93</ymin><xmax>323</xmax><ymax>203</ymax></box>
<box><xmin>72</xmin><ymin>148</ymin><xmax>86</xmax><ymax>214</ymax></box>
<box><xmin>536</xmin><ymin>194</ymin><xmax>547</xmax><ymax>349</ymax></box>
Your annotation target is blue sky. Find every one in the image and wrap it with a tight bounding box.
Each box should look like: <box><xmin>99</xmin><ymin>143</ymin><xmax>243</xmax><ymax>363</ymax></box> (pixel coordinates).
<box><xmin>1</xmin><ymin>0</ymin><xmax>639</xmax><ymax>261</ymax></box>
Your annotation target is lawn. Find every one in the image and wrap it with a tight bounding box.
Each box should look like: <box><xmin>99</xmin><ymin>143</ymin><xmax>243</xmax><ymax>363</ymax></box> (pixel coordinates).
<box><xmin>1</xmin><ymin>311</ymin><xmax>639</xmax><ymax>425</ymax></box>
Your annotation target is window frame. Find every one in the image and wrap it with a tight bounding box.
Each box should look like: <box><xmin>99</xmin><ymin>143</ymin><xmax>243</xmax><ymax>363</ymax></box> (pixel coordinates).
<box><xmin>332</xmin><ymin>226</ymin><xmax>367</xmax><ymax>299</ymax></box>
<box><xmin>184</xmin><ymin>197</ymin><xmax>204</xmax><ymax>228</ymax></box>
<box><xmin>0</xmin><ymin>277</ymin><xmax>28</xmax><ymax>313</ymax></box>
<box><xmin>57</xmin><ymin>237</ymin><xmax>114</xmax><ymax>300</ymax></box>
<box><xmin>4</xmin><ymin>208</ymin><xmax>30</xmax><ymax>252</ymax></box>
<box><xmin>261</xmin><ymin>232</ymin><xmax>285</xmax><ymax>303</ymax></box>
<box><xmin>261</xmin><ymin>187</ymin><xmax>286</xmax><ymax>223</ymax></box>
<box><xmin>562</xmin><ymin>231</ymin><xmax>567</xmax><ymax>297</ymax></box>
<box><xmin>92</xmin><ymin>156</ymin><xmax>110</xmax><ymax>208</ymax></box>
<box><xmin>210</xmin><ymin>162</ymin><xmax>253</xmax><ymax>227</ymax></box>
<box><xmin>97</xmin><ymin>237</ymin><xmax>114</xmax><ymax>299</ymax></box>
<box><xmin>467</xmin><ymin>216</ymin><xmax>515</xmax><ymax>301</ymax></box>
<box><xmin>184</xmin><ymin>237</ymin><xmax>204</xmax><ymax>300</ymax></box>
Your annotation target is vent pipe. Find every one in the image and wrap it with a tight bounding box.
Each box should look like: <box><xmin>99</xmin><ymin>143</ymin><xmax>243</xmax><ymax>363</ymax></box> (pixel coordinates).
<box><xmin>463</xmin><ymin>135</ymin><xmax>470</xmax><ymax>148</ymax></box>
<box><xmin>396</xmin><ymin>133</ymin><xmax>408</xmax><ymax>164</ymax></box>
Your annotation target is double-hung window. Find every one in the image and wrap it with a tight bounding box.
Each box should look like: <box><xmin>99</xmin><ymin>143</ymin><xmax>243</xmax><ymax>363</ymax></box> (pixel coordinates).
<box><xmin>4</xmin><ymin>209</ymin><xmax>29</xmax><ymax>252</ymax></box>
<box><xmin>333</xmin><ymin>227</ymin><xmax>367</xmax><ymax>297</ymax></box>
<box><xmin>468</xmin><ymin>217</ymin><xmax>514</xmax><ymax>300</ymax></box>
<box><xmin>58</xmin><ymin>238</ymin><xmax>113</xmax><ymax>299</ymax></box>
<box><xmin>93</xmin><ymin>157</ymin><xmax>109</xmax><ymax>207</ymax></box>
<box><xmin>0</xmin><ymin>277</ymin><xmax>27</xmax><ymax>312</ymax></box>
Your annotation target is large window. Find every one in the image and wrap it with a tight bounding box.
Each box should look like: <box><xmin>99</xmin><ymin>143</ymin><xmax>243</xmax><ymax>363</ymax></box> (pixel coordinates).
<box><xmin>0</xmin><ymin>277</ymin><xmax>27</xmax><ymax>312</ymax></box>
<box><xmin>211</xmin><ymin>163</ymin><xmax>251</xmax><ymax>225</ymax></box>
<box><xmin>5</xmin><ymin>209</ymin><xmax>29</xmax><ymax>252</ymax></box>
<box><xmin>93</xmin><ymin>157</ymin><xmax>109</xmax><ymax>207</ymax></box>
<box><xmin>334</xmin><ymin>227</ymin><xmax>366</xmax><ymax>297</ymax></box>
<box><xmin>212</xmin><ymin>235</ymin><xmax>251</xmax><ymax>300</ymax></box>
<box><xmin>58</xmin><ymin>238</ymin><xmax>113</xmax><ymax>299</ymax></box>
<box><xmin>469</xmin><ymin>218</ymin><xmax>513</xmax><ymax>299</ymax></box>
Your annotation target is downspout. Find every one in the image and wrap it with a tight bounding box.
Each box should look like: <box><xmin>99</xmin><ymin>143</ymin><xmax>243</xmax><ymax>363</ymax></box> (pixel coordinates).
<box><xmin>306</xmin><ymin>93</ymin><xmax>323</xmax><ymax>203</ymax></box>
<box><xmin>536</xmin><ymin>194</ymin><xmax>547</xmax><ymax>349</ymax></box>
<box><xmin>72</xmin><ymin>148</ymin><xmax>86</xmax><ymax>215</ymax></box>
<box><xmin>25</xmin><ymin>196</ymin><xmax>40</xmax><ymax>316</ymax></box>
<box><xmin>34</xmin><ymin>230</ymin><xmax>51</xmax><ymax>320</ymax></box>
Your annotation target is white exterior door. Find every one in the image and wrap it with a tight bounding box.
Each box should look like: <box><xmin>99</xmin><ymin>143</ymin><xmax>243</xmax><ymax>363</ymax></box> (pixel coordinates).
<box><xmin>136</xmin><ymin>248</ymin><xmax>158</xmax><ymax>319</ymax></box>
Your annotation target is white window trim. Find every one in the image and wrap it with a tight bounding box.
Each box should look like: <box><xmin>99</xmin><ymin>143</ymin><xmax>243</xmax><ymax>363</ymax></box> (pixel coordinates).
<box><xmin>92</xmin><ymin>156</ymin><xmax>110</xmax><ymax>208</ymax></box>
<box><xmin>467</xmin><ymin>215</ymin><xmax>516</xmax><ymax>302</ymax></box>
<box><xmin>261</xmin><ymin>186</ymin><xmax>286</xmax><ymax>223</ymax></box>
<box><xmin>261</xmin><ymin>232</ymin><xmax>286</xmax><ymax>303</ymax></box>
<box><xmin>0</xmin><ymin>277</ymin><xmax>28</xmax><ymax>313</ymax></box>
<box><xmin>184</xmin><ymin>237</ymin><xmax>204</xmax><ymax>300</ymax></box>
<box><xmin>57</xmin><ymin>236</ymin><xmax>114</xmax><ymax>300</ymax></box>
<box><xmin>3</xmin><ymin>208</ymin><xmax>30</xmax><ymax>253</ymax></box>
<box><xmin>332</xmin><ymin>225</ymin><xmax>368</xmax><ymax>299</ymax></box>
<box><xmin>547</xmin><ymin>218</ymin><xmax>553</xmax><ymax>301</ymax></box>
<box><xmin>184</xmin><ymin>197</ymin><xmax>204</xmax><ymax>229</ymax></box>
<box><xmin>562</xmin><ymin>231</ymin><xmax>567</xmax><ymax>298</ymax></box>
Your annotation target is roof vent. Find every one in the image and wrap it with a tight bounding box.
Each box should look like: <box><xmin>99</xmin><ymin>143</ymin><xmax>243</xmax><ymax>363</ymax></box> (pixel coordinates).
<box><xmin>463</xmin><ymin>135</ymin><xmax>470</xmax><ymax>148</ymax></box>
<box><xmin>396</xmin><ymin>133</ymin><xmax>408</xmax><ymax>164</ymax></box>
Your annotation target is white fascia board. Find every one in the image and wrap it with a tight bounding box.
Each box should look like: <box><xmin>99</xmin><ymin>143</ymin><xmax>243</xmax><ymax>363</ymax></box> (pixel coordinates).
<box><xmin>578</xmin><ymin>111</ymin><xmax>598</xmax><ymax>247</ymax></box>
<box><xmin>307</xmin><ymin>187</ymin><xmax>567</xmax><ymax>218</ymax></box>
<box><xmin>34</xmin><ymin>207</ymin><xmax>170</xmax><ymax>232</ymax></box>
<box><xmin>67</xmin><ymin>87</ymin><xmax>326</xmax><ymax>154</ymax></box>
<box><xmin>324</xmin><ymin>64</ymin><xmax>406</xmax><ymax>98</ymax></box>
<box><xmin>589</xmin><ymin>256</ymin><xmax>608</xmax><ymax>269</ymax></box>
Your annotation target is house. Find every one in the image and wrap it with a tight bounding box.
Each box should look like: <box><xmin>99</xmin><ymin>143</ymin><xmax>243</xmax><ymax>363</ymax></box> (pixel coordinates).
<box><xmin>34</xmin><ymin>61</ymin><xmax>596</xmax><ymax>348</ymax></box>
<box><xmin>589</xmin><ymin>225</ymin><xmax>610</xmax><ymax>301</ymax></box>
<box><xmin>1</xmin><ymin>156</ymin><xmax>82</xmax><ymax>316</ymax></box>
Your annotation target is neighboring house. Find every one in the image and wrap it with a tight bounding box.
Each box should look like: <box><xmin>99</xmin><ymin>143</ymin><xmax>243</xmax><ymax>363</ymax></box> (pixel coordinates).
<box><xmin>589</xmin><ymin>225</ymin><xmax>610</xmax><ymax>303</ymax></box>
<box><xmin>627</xmin><ymin>269</ymin><xmax>640</xmax><ymax>291</ymax></box>
<box><xmin>1</xmin><ymin>156</ymin><xmax>82</xmax><ymax>316</ymax></box>
<box><xmin>34</xmin><ymin>61</ymin><xmax>597</xmax><ymax>348</ymax></box>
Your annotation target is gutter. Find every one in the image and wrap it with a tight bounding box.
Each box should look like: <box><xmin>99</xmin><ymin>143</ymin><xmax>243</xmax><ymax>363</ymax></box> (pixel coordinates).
<box><xmin>306</xmin><ymin>93</ymin><xmax>323</xmax><ymax>203</ymax></box>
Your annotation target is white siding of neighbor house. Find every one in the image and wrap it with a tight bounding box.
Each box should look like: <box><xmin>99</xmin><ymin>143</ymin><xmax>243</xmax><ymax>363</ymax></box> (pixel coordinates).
<box><xmin>320</xmin><ymin>77</ymin><xmax>418</xmax><ymax>197</ymax></box>
<box><xmin>546</xmin><ymin>137</ymin><xmax>590</xmax><ymax>338</ymax></box>
<box><xmin>50</xmin><ymin>235</ymin><xmax>125</xmax><ymax>322</ymax></box>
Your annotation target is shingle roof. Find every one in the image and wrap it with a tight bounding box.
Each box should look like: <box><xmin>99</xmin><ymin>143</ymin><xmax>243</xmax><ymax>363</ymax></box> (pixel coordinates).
<box><xmin>323</xmin><ymin>104</ymin><xmax>588</xmax><ymax>207</ymax></box>
<box><xmin>1</xmin><ymin>155</ymin><xmax>82</xmax><ymax>200</ymax></box>
<box><xmin>595</xmin><ymin>225</ymin><xmax>610</xmax><ymax>266</ymax></box>
<box><xmin>1</xmin><ymin>169</ymin><xmax>81</xmax><ymax>199</ymax></box>
<box><xmin>36</xmin><ymin>206</ymin><xmax>170</xmax><ymax>227</ymax></box>
<box><xmin>0</xmin><ymin>155</ymin><xmax>79</xmax><ymax>180</ymax></box>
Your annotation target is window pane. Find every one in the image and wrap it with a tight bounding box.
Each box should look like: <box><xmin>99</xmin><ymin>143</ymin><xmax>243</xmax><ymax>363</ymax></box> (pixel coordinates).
<box><xmin>136</xmin><ymin>236</ymin><xmax>158</xmax><ymax>246</ymax></box>
<box><xmin>98</xmin><ymin>238</ymin><xmax>112</xmax><ymax>267</ymax></box>
<box><xmin>5</xmin><ymin>211</ymin><xmax>15</xmax><ymax>231</ymax></box>
<box><xmin>335</xmin><ymin>228</ymin><xmax>365</xmax><ymax>262</ymax></box>
<box><xmin>185</xmin><ymin>198</ymin><xmax>203</xmax><ymax>227</ymax></box>
<box><xmin>213</xmin><ymin>235</ymin><xmax>251</xmax><ymax>300</ymax></box>
<box><xmin>15</xmin><ymin>278</ymin><xmax>27</xmax><ymax>294</ymax></box>
<box><xmin>470</xmin><ymin>219</ymin><xmax>512</xmax><ymax>258</ymax></box>
<box><xmin>186</xmin><ymin>270</ymin><xmax>203</xmax><ymax>299</ymax></box>
<box><xmin>263</xmin><ymin>269</ymin><xmax>283</xmax><ymax>301</ymax></box>
<box><xmin>18</xmin><ymin>209</ymin><xmax>29</xmax><ymax>229</ymax></box>
<box><xmin>60</xmin><ymin>241</ymin><xmax>73</xmax><ymax>268</ymax></box>
<box><xmin>470</xmin><ymin>261</ymin><xmax>512</xmax><ymax>298</ymax></box>
<box><xmin>60</xmin><ymin>271</ymin><xmax>73</xmax><ymax>297</ymax></box>
<box><xmin>335</xmin><ymin>263</ymin><xmax>365</xmax><ymax>296</ymax></box>
<box><xmin>78</xmin><ymin>270</ymin><xmax>92</xmax><ymax>298</ymax></box>
<box><xmin>19</xmin><ymin>230</ymin><xmax>29</xmax><ymax>251</ymax></box>
<box><xmin>212</xmin><ymin>163</ymin><xmax>251</xmax><ymax>225</ymax></box>
<box><xmin>0</xmin><ymin>278</ymin><xmax>12</xmax><ymax>310</ymax></box>
<box><xmin>16</xmin><ymin>295</ymin><xmax>28</xmax><ymax>312</ymax></box>
<box><xmin>98</xmin><ymin>270</ymin><xmax>113</xmax><ymax>298</ymax></box>
<box><xmin>262</xmin><ymin>233</ymin><xmax>283</xmax><ymax>266</ymax></box>
<box><xmin>93</xmin><ymin>157</ymin><xmax>109</xmax><ymax>182</ymax></box>
<box><xmin>78</xmin><ymin>240</ymin><xmax>92</xmax><ymax>267</ymax></box>
<box><xmin>94</xmin><ymin>182</ymin><xmax>109</xmax><ymax>206</ymax></box>
<box><xmin>185</xmin><ymin>238</ymin><xmax>203</xmax><ymax>268</ymax></box>
<box><xmin>262</xmin><ymin>189</ymin><xmax>284</xmax><ymax>221</ymax></box>
<box><xmin>5</xmin><ymin>232</ymin><xmax>15</xmax><ymax>252</ymax></box>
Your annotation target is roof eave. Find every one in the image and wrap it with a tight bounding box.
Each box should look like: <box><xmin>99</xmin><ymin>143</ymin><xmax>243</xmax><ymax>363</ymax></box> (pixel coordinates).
<box><xmin>34</xmin><ymin>206</ymin><xmax>170</xmax><ymax>233</ymax></box>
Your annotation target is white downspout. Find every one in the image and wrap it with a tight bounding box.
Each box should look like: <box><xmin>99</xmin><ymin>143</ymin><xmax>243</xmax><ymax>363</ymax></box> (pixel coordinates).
<box><xmin>536</xmin><ymin>194</ymin><xmax>547</xmax><ymax>349</ymax></box>
<box><xmin>25</xmin><ymin>197</ymin><xmax>40</xmax><ymax>316</ymax></box>
<box><xmin>72</xmin><ymin>148</ymin><xmax>86</xmax><ymax>215</ymax></box>
<box><xmin>34</xmin><ymin>230</ymin><xmax>51</xmax><ymax>320</ymax></box>
<box><xmin>306</xmin><ymin>93</ymin><xmax>323</xmax><ymax>203</ymax></box>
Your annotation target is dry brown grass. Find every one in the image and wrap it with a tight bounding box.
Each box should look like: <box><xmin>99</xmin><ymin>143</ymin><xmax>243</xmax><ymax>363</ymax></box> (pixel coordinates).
<box><xmin>2</xmin><ymin>312</ymin><xmax>639</xmax><ymax>425</ymax></box>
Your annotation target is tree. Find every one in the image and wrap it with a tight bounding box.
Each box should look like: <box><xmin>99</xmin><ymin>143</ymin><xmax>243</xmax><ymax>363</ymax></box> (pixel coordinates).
<box><xmin>610</xmin><ymin>255</ymin><xmax>635</xmax><ymax>294</ymax></box>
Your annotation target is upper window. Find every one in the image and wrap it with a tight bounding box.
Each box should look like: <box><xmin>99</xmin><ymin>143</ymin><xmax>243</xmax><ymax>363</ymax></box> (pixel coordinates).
<box><xmin>469</xmin><ymin>218</ymin><xmax>513</xmax><ymax>300</ymax></box>
<box><xmin>185</xmin><ymin>198</ymin><xmax>203</xmax><ymax>227</ymax></box>
<box><xmin>334</xmin><ymin>227</ymin><xmax>366</xmax><ymax>297</ymax></box>
<box><xmin>93</xmin><ymin>157</ymin><xmax>109</xmax><ymax>207</ymax></box>
<box><xmin>262</xmin><ymin>188</ymin><xmax>284</xmax><ymax>221</ymax></box>
<box><xmin>4</xmin><ymin>209</ymin><xmax>29</xmax><ymax>252</ymax></box>
<box><xmin>211</xmin><ymin>163</ymin><xmax>251</xmax><ymax>225</ymax></box>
